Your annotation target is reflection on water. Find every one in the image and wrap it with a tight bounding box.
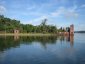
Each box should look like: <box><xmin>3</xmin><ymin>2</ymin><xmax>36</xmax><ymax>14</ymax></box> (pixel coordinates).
<box><xmin>1</xmin><ymin>34</ymin><xmax>85</xmax><ymax>64</ymax></box>
<box><xmin>0</xmin><ymin>35</ymin><xmax>74</xmax><ymax>52</ymax></box>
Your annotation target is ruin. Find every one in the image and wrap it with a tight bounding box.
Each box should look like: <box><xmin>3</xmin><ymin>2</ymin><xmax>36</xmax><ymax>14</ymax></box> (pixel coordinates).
<box><xmin>59</xmin><ymin>24</ymin><xmax>74</xmax><ymax>35</ymax></box>
<box><xmin>14</xmin><ymin>29</ymin><xmax>19</xmax><ymax>35</ymax></box>
<box><xmin>13</xmin><ymin>24</ymin><xmax>74</xmax><ymax>36</ymax></box>
<box><xmin>70</xmin><ymin>24</ymin><xmax>74</xmax><ymax>35</ymax></box>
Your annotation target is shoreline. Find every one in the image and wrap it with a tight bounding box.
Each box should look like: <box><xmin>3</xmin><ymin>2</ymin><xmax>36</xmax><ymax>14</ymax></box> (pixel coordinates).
<box><xmin>0</xmin><ymin>33</ymin><xmax>58</xmax><ymax>36</ymax></box>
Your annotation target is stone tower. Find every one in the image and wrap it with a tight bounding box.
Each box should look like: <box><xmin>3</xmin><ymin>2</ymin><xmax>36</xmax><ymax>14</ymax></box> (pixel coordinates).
<box><xmin>70</xmin><ymin>24</ymin><xmax>74</xmax><ymax>35</ymax></box>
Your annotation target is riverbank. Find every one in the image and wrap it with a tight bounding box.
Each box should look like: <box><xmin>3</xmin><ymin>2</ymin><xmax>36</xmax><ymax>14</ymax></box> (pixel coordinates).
<box><xmin>0</xmin><ymin>33</ymin><xmax>58</xmax><ymax>36</ymax></box>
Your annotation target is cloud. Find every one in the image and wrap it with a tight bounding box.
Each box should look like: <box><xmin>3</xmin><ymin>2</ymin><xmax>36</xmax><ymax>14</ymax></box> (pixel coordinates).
<box><xmin>27</xmin><ymin>6</ymin><xmax>35</xmax><ymax>10</ymax></box>
<box><xmin>81</xmin><ymin>4</ymin><xmax>85</xmax><ymax>8</ymax></box>
<box><xmin>27</xmin><ymin>15</ymin><xmax>48</xmax><ymax>25</ymax></box>
<box><xmin>0</xmin><ymin>5</ymin><xmax>6</xmax><ymax>15</ymax></box>
<box><xmin>51</xmin><ymin>7</ymin><xmax>65</xmax><ymax>17</ymax></box>
<box><xmin>33</xmin><ymin>16</ymin><xmax>48</xmax><ymax>21</ymax></box>
<box><xmin>26</xmin><ymin>5</ymin><xmax>79</xmax><ymax>25</ymax></box>
<box><xmin>0</xmin><ymin>0</ymin><xmax>6</xmax><ymax>5</ymax></box>
<box><xmin>76</xmin><ymin>24</ymin><xmax>85</xmax><ymax>31</ymax></box>
<box><xmin>0</xmin><ymin>0</ymin><xmax>6</xmax><ymax>14</ymax></box>
<box><xmin>51</xmin><ymin>6</ymin><xmax>78</xmax><ymax>18</ymax></box>
<box><xmin>59</xmin><ymin>0</ymin><xmax>69</xmax><ymax>4</ymax></box>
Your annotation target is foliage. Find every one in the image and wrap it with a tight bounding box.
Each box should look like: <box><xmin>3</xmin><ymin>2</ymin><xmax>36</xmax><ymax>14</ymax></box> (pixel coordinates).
<box><xmin>0</xmin><ymin>15</ymin><xmax>64</xmax><ymax>33</ymax></box>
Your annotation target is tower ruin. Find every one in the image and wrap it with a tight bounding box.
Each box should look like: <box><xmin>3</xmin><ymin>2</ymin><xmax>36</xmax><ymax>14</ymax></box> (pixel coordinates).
<box><xmin>70</xmin><ymin>24</ymin><xmax>74</xmax><ymax>35</ymax></box>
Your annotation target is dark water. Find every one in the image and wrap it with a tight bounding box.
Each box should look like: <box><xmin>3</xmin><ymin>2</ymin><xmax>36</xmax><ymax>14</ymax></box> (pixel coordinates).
<box><xmin>0</xmin><ymin>34</ymin><xmax>85</xmax><ymax>64</ymax></box>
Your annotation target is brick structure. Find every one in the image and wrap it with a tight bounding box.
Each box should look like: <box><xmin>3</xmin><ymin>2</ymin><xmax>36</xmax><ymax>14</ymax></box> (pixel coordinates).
<box><xmin>59</xmin><ymin>24</ymin><xmax>74</xmax><ymax>35</ymax></box>
<box><xmin>14</xmin><ymin>29</ymin><xmax>19</xmax><ymax>35</ymax></box>
<box><xmin>70</xmin><ymin>24</ymin><xmax>74</xmax><ymax>35</ymax></box>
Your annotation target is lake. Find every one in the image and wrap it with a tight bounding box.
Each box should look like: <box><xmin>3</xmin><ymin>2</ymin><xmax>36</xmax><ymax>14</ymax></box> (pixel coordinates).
<box><xmin>0</xmin><ymin>33</ymin><xmax>85</xmax><ymax>64</ymax></box>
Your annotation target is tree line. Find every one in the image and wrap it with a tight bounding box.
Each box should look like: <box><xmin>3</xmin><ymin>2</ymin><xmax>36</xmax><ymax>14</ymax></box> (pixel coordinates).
<box><xmin>0</xmin><ymin>15</ymin><xmax>66</xmax><ymax>33</ymax></box>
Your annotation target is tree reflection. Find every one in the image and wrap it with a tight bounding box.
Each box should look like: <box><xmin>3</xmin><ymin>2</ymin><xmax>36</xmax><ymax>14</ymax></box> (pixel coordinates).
<box><xmin>0</xmin><ymin>35</ymin><xmax>74</xmax><ymax>52</ymax></box>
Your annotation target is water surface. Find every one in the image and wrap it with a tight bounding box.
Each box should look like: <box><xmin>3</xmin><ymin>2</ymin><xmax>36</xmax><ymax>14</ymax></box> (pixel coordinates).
<box><xmin>0</xmin><ymin>34</ymin><xmax>85</xmax><ymax>64</ymax></box>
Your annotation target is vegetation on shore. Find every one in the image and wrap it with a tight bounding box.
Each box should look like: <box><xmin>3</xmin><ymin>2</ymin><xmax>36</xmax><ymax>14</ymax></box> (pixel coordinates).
<box><xmin>0</xmin><ymin>15</ymin><xmax>66</xmax><ymax>33</ymax></box>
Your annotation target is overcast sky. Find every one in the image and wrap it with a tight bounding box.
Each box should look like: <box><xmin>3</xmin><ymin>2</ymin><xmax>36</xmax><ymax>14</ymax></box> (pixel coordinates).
<box><xmin>0</xmin><ymin>0</ymin><xmax>85</xmax><ymax>31</ymax></box>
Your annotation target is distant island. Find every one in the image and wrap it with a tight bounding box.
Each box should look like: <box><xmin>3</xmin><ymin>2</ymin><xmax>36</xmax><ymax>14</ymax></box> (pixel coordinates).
<box><xmin>75</xmin><ymin>31</ymin><xmax>85</xmax><ymax>33</ymax></box>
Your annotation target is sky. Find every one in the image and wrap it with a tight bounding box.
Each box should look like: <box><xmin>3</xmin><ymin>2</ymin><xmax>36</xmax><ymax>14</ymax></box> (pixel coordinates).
<box><xmin>0</xmin><ymin>0</ymin><xmax>85</xmax><ymax>31</ymax></box>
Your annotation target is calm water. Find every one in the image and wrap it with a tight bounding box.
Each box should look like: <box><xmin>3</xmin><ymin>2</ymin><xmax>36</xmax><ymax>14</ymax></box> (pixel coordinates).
<box><xmin>0</xmin><ymin>34</ymin><xmax>85</xmax><ymax>64</ymax></box>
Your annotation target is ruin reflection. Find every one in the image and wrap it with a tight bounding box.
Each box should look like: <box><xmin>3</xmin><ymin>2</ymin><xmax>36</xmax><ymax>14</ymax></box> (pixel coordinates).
<box><xmin>14</xmin><ymin>35</ymin><xmax>20</xmax><ymax>41</ymax></box>
<box><xmin>70</xmin><ymin>35</ymin><xmax>74</xmax><ymax>47</ymax></box>
<box><xmin>65</xmin><ymin>35</ymin><xmax>74</xmax><ymax>47</ymax></box>
<box><xmin>13</xmin><ymin>35</ymin><xmax>74</xmax><ymax>47</ymax></box>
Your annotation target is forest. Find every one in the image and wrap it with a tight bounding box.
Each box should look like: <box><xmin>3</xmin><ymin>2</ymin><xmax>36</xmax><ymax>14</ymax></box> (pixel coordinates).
<box><xmin>0</xmin><ymin>15</ymin><xmax>65</xmax><ymax>33</ymax></box>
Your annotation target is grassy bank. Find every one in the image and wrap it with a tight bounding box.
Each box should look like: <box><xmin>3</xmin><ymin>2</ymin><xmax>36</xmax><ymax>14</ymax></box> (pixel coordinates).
<box><xmin>0</xmin><ymin>33</ymin><xmax>57</xmax><ymax>36</ymax></box>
